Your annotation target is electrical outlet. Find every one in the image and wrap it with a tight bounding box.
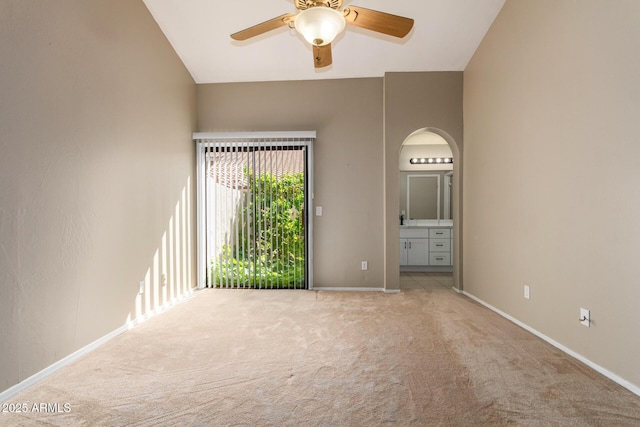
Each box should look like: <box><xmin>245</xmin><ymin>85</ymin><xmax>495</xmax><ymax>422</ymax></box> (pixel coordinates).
<box><xmin>315</xmin><ymin>206</ymin><xmax>323</xmax><ymax>216</ymax></box>
<box><xmin>361</xmin><ymin>261</ymin><xmax>368</xmax><ymax>271</ymax></box>
<box><xmin>139</xmin><ymin>281</ymin><xmax>145</xmax><ymax>295</ymax></box>
<box><xmin>580</xmin><ymin>308</ymin><xmax>590</xmax><ymax>327</ymax></box>
<box><xmin>524</xmin><ymin>285</ymin><xmax>530</xmax><ymax>300</ymax></box>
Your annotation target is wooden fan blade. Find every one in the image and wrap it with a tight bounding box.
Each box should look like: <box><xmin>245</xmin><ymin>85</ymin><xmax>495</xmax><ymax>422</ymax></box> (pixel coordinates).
<box><xmin>230</xmin><ymin>13</ymin><xmax>297</xmax><ymax>41</ymax></box>
<box><xmin>313</xmin><ymin>44</ymin><xmax>333</xmax><ymax>68</ymax></box>
<box><xmin>343</xmin><ymin>6</ymin><xmax>414</xmax><ymax>38</ymax></box>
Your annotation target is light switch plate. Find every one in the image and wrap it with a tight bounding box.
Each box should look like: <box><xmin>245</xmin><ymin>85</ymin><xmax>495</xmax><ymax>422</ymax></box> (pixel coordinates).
<box><xmin>315</xmin><ymin>206</ymin><xmax>322</xmax><ymax>216</ymax></box>
<box><xmin>580</xmin><ymin>308</ymin><xmax>590</xmax><ymax>327</ymax></box>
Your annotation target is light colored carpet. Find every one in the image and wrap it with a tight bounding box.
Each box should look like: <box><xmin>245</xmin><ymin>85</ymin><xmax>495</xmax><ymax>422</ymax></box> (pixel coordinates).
<box><xmin>3</xmin><ymin>273</ymin><xmax>640</xmax><ymax>426</ymax></box>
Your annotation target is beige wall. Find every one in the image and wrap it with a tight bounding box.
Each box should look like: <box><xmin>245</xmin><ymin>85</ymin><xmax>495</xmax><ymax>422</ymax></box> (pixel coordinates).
<box><xmin>464</xmin><ymin>0</ymin><xmax>640</xmax><ymax>388</ymax></box>
<box><xmin>0</xmin><ymin>0</ymin><xmax>196</xmax><ymax>393</ymax></box>
<box><xmin>384</xmin><ymin>72</ymin><xmax>464</xmax><ymax>291</ymax></box>
<box><xmin>197</xmin><ymin>75</ymin><xmax>464</xmax><ymax>290</ymax></box>
<box><xmin>197</xmin><ymin>79</ymin><xmax>385</xmax><ymax>289</ymax></box>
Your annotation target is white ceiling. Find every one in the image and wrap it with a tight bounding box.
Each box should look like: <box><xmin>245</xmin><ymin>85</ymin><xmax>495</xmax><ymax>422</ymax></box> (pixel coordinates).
<box><xmin>400</xmin><ymin>131</ymin><xmax>453</xmax><ymax>170</ymax></box>
<box><xmin>403</xmin><ymin>131</ymin><xmax>448</xmax><ymax>146</ymax></box>
<box><xmin>143</xmin><ymin>0</ymin><xmax>505</xmax><ymax>84</ymax></box>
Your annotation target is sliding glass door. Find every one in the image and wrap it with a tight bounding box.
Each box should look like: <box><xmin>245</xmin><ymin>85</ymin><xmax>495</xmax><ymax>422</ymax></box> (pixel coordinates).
<box><xmin>195</xmin><ymin>133</ymin><xmax>314</xmax><ymax>289</ymax></box>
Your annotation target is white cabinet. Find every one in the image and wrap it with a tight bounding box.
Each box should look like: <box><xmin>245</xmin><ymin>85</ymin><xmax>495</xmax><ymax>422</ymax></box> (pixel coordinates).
<box><xmin>400</xmin><ymin>227</ymin><xmax>453</xmax><ymax>269</ymax></box>
<box><xmin>399</xmin><ymin>229</ymin><xmax>429</xmax><ymax>266</ymax></box>
<box><xmin>400</xmin><ymin>238</ymin><xmax>429</xmax><ymax>266</ymax></box>
<box><xmin>429</xmin><ymin>228</ymin><xmax>451</xmax><ymax>266</ymax></box>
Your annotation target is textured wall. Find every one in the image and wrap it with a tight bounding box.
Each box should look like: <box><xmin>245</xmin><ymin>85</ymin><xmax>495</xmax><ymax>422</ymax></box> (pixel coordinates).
<box><xmin>0</xmin><ymin>0</ymin><xmax>196</xmax><ymax>393</ymax></box>
<box><xmin>464</xmin><ymin>0</ymin><xmax>640</xmax><ymax>389</ymax></box>
<box><xmin>197</xmin><ymin>78</ymin><xmax>385</xmax><ymax>289</ymax></box>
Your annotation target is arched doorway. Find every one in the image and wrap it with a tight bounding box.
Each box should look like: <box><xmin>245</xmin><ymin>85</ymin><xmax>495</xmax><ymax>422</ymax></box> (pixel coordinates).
<box><xmin>384</xmin><ymin>127</ymin><xmax>462</xmax><ymax>292</ymax></box>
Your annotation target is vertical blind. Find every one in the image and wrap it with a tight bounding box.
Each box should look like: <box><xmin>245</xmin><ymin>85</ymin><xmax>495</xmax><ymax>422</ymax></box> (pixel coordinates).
<box><xmin>195</xmin><ymin>132</ymin><xmax>315</xmax><ymax>290</ymax></box>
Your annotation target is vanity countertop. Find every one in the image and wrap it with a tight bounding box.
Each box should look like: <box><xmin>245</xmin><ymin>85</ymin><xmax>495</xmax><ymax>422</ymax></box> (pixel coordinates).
<box><xmin>400</xmin><ymin>220</ymin><xmax>453</xmax><ymax>228</ymax></box>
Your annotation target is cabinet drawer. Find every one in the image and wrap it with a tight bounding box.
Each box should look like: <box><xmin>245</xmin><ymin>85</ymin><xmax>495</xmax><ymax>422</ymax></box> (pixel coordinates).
<box><xmin>429</xmin><ymin>239</ymin><xmax>450</xmax><ymax>252</ymax></box>
<box><xmin>429</xmin><ymin>228</ymin><xmax>451</xmax><ymax>239</ymax></box>
<box><xmin>429</xmin><ymin>253</ymin><xmax>451</xmax><ymax>266</ymax></box>
<box><xmin>400</xmin><ymin>228</ymin><xmax>429</xmax><ymax>238</ymax></box>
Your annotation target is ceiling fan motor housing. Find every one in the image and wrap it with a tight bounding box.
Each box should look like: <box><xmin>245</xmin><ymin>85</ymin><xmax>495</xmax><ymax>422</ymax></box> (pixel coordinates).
<box><xmin>295</xmin><ymin>0</ymin><xmax>342</xmax><ymax>11</ymax></box>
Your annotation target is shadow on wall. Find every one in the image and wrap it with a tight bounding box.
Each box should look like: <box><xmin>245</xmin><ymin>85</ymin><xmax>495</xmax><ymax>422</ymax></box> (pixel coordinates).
<box><xmin>128</xmin><ymin>177</ymin><xmax>194</xmax><ymax>326</ymax></box>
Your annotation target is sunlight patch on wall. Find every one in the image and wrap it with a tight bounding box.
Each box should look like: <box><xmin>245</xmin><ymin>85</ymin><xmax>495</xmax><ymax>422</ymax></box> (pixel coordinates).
<box><xmin>129</xmin><ymin>177</ymin><xmax>194</xmax><ymax>327</ymax></box>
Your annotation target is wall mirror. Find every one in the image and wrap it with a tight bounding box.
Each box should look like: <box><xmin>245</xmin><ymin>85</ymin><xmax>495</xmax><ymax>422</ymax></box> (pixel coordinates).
<box><xmin>399</xmin><ymin>132</ymin><xmax>453</xmax><ymax>220</ymax></box>
<box><xmin>408</xmin><ymin>174</ymin><xmax>440</xmax><ymax>219</ymax></box>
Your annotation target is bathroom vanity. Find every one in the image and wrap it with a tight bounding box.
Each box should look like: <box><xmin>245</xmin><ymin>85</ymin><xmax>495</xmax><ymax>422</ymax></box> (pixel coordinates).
<box><xmin>400</xmin><ymin>220</ymin><xmax>453</xmax><ymax>272</ymax></box>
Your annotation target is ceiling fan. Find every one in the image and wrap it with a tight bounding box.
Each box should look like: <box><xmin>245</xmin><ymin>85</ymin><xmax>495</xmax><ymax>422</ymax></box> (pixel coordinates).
<box><xmin>230</xmin><ymin>0</ymin><xmax>414</xmax><ymax>68</ymax></box>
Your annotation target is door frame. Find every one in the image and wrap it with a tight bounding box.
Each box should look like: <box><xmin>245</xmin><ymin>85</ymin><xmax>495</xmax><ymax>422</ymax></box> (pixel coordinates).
<box><xmin>194</xmin><ymin>131</ymin><xmax>315</xmax><ymax>289</ymax></box>
<box><xmin>444</xmin><ymin>171</ymin><xmax>453</xmax><ymax>220</ymax></box>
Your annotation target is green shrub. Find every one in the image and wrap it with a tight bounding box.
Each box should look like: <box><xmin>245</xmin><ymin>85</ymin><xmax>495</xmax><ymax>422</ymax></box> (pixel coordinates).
<box><xmin>212</xmin><ymin>169</ymin><xmax>306</xmax><ymax>289</ymax></box>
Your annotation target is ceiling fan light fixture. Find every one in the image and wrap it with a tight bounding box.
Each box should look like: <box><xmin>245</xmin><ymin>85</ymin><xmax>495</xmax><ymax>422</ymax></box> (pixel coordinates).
<box><xmin>294</xmin><ymin>7</ymin><xmax>346</xmax><ymax>46</ymax></box>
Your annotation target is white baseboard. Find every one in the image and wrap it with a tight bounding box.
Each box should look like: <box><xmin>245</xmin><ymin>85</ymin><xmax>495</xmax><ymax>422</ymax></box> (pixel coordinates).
<box><xmin>0</xmin><ymin>288</ymin><xmax>197</xmax><ymax>404</ymax></box>
<box><xmin>312</xmin><ymin>287</ymin><xmax>386</xmax><ymax>293</ymax></box>
<box><xmin>463</xmin><ymin>291</ymin><xmax>640</xmax><ymax>398</ymax></box>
